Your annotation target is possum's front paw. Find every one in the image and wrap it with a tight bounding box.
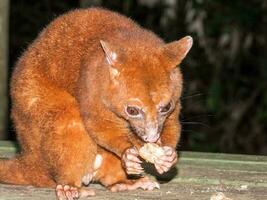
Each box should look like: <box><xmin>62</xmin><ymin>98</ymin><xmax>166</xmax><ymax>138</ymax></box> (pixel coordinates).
<box><xmin>139</xmin><ymin>143</ymin><xmax>177</xmax><ymax>174</ymax></box>
<box><xmin>122</xmin><ymin>147</ymin><xmax>144</xmax><ymax>175</ymax></box>
<box><xmin>154</xmin><ymin>146</ymin><xmax>177</xmax><ymax>174</ymax></box>
<box><xmin>109</xmin><ymin>176</ymin><xmax>160</xmax><ymax>192</ymax></box>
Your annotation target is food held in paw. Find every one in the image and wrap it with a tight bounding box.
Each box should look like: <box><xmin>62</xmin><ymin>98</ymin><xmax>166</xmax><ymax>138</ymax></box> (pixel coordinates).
<box><xmin>139</xmin><ymin>143</ymin><xmax>165</xmax><ymax>163</ymax></box>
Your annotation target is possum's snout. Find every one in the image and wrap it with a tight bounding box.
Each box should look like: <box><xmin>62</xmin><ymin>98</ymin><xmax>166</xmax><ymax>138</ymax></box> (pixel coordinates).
<box><xmin>142</xmin><ymin>133</ymin><xmax>159</xmax><ymax>143</ymax></box>
<box><xmin>143</xmin><ymin>123</ymin><xmax>159</xmax><ymax>143</ymax></box>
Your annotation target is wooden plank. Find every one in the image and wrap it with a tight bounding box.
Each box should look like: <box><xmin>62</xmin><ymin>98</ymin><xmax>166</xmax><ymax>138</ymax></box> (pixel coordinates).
<box><xmin>182</xmin><ymin>151</ymin><xmax>267</xmax><ymax>162</ymax></box>
<box><xmin>0</xmin><ymin>141</ymin><xmax>18</xmax><ymax>158</ymax></box>
<box><xmin>0</xmin><ymin>0</ymin><xmax>9</xmax><ymax>140</ymax></box>
<box><xmin>0</xmin><ymin>181</ymin><xmax>266</xmax><ymax>200</ymax></box>
<box><xmin>0</xmin><ymin>141</ymin><xmax>266</xmax><ymax>199</ymax></box>
<box><xmin>180</xmin><ymin>152</ymin><xmax>267</xmax><ymax>172</ymax></box>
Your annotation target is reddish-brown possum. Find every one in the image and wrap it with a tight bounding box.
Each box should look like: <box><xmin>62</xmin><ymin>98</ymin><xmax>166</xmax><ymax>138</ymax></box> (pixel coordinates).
<box><xmin>0</xmin><ymin>8</ymin><xmax>192</xmax><ymax>199</ymax></box>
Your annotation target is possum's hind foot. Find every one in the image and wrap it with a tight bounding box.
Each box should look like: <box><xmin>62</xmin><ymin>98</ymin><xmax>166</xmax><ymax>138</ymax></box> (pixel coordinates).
<box><xmin>109</xmin><ymin>176</ymin><xmax>160</xmax><ymax>192</ymax></box>
<box><xmin>56</xmin><ymin>185</ymin><xmax>95</xmax><ymax>200</ymax></box>
<box><xmin>55</xmin><ymin>154</ymin><xmax>103</xmax><ymax>200</ymax></box>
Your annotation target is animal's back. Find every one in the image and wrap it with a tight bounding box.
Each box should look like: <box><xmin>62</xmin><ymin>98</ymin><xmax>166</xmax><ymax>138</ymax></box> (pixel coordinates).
<box><xmin>12</xmin><ymin>8</ymin><xmax>162</xmax><ymax>94</ymax></box>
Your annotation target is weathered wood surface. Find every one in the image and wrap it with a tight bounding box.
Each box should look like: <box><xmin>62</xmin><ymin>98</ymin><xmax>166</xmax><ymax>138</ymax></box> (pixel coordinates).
<box><xmin>0</xmin><ymin>0</ymin><xmax>9</xmax><ymax>140</ymax></box>
<box><xmin>0</xmin><ymin>141</ymin><xmax>266</xmax><ymax>200</ymax></box>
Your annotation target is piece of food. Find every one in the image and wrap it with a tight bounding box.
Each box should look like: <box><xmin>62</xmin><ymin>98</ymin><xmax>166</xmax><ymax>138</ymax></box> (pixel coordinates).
<box><xmin>139</xmin><ymin>143</ymin><xmax>165</xmax><ymax>163</ymax></box>
<box><xmin>210</xmin><ymin>192</ymin><xmax>233</xmax><ymax>200</ymax></box>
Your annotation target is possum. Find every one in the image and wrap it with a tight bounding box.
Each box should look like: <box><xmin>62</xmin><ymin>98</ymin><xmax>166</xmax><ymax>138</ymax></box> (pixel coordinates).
<box><xmin>0</xmin><ymin>8</ymin><xmax>192</xmax><ymax>199</ymax></box>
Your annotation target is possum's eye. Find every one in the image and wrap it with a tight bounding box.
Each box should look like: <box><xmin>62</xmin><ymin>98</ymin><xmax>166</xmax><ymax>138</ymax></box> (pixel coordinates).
<box><xmin>159</xmin><ymin>102</ymin><xmax>172</xmax><ymax>114</ymax></box>
<box><xmin>126</xmin><ymin>106</ymin><xmax>142</xmax><ymax>118</ymax></box>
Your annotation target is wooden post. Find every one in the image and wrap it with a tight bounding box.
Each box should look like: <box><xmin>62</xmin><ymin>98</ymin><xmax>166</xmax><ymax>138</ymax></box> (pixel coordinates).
<box><xmin>0</xmin><ymin>0</ymin><xmax>9</xmax><ymax>140</ymax></box>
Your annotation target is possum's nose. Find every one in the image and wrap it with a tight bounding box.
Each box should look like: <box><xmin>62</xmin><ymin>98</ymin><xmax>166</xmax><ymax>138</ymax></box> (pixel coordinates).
<box><xmin>144</xmin><ymin>123</ymin><xmax>159</xmax><ymax>143</ymax></box>
<box><xmin>143</xmin><ymin>134</ymin><xmax>159</xmax><ymax>143</ymax></box>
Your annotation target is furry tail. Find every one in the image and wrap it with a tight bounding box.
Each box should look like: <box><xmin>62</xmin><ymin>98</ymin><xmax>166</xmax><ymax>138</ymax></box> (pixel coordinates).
<box><xmin>0</xmin><ymin>157</ymin><xmax>28</xmax><ymax>185</ymax></box>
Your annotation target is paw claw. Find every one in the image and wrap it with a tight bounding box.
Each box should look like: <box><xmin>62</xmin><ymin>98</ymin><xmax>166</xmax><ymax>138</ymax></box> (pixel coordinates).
<box><xmin>123</xmin><ymin>147</ymin><xmax>143</xmax><ymax>175</ymax></box>
<box><xmin>56</xmin><ymin>184</ymin><xmax>86</xmax><ymax>200</ymax></box>
<box><xmin>109</xmin><ymin>177</ymin><xmax>160</xmax><ymax>192</ymax></box>
<box><xmin>154</xmin><ymin>146</ymin><xmax>177</xmax><ymax>174</ymax></box>
<box><xmin>82</xmin><ymin>173</ymin><xmax>92</xmax><ymax>185</ymax></box>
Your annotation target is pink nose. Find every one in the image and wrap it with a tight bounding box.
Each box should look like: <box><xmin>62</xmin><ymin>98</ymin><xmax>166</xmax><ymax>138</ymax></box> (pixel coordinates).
<box><xmin>143</xmin><ymin>134</ymin><xmax>159</xmax><ymax>143</ymax></box>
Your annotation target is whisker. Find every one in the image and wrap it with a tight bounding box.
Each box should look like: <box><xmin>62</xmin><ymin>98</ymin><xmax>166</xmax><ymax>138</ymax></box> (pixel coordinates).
<box><xmin>181</xmin><ymin>129</ymin><xmax>199</xmax><ymax>134</ymax></box>
<box><xmin>181</xmin><ymin>93</ymin><xmax>204</xmax><ymax>100</ymax></box>
<box><xmin>181</xmin><ymin>121</ymin><xmax>210</xmax><ymax>128</ymax></box>
<box><xmin>100</xmin><ymin>117</ymin><xmax>128</xmax><ymax>129</ymax></box>
<box><xmin>181</xmin><ymin>114</ymin><xmax>215</xmax><ymax>121</ymax></box>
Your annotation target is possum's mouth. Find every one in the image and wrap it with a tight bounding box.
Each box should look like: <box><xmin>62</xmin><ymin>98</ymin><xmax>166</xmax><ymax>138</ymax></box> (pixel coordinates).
<box><xmin>143</xmin><ymin>134</ymin><xmax>160</xmax><ymax>143</ymax></box>
<box><xmin>129</xmin><ymin>125</ymin><xmax>160</xmax><ymax>143</ymax></box>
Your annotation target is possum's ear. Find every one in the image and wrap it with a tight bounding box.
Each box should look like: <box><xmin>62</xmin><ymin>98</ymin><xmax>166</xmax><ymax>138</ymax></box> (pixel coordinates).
<box><xmin>100</xmin><ymin>40</ymin><xmax>121</xmax><ymax>80</ymax></box>
<box><xmin>100</xmin><ymin>40</ymin><xmax>119</xmax><ymax>66</ymax></box>
<box><xmin>161</xmin><ymin>36</ymin><xmax>193</xmax><ymax>69</ymax></box>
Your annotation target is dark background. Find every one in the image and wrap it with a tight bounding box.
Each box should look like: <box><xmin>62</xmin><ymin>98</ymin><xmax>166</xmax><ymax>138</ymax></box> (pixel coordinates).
<box><xmin>8</xmin><ymin>0</ymin><xmax>267</xmax><ymax>155</ymax></box>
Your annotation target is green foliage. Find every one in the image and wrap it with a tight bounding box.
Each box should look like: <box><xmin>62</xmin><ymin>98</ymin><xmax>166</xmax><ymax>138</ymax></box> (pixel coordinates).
<box><xmin>207</xmin><ymin>80</ymin><xmax>222</xmax><ymax>112</ymax></box>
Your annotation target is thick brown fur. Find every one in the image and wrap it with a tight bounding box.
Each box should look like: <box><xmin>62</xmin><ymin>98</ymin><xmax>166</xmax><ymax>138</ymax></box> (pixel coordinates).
<box><xmin>0</xmin><ymin>8</ymin><xmax>191</xmax><ymax>191</ymax></box>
